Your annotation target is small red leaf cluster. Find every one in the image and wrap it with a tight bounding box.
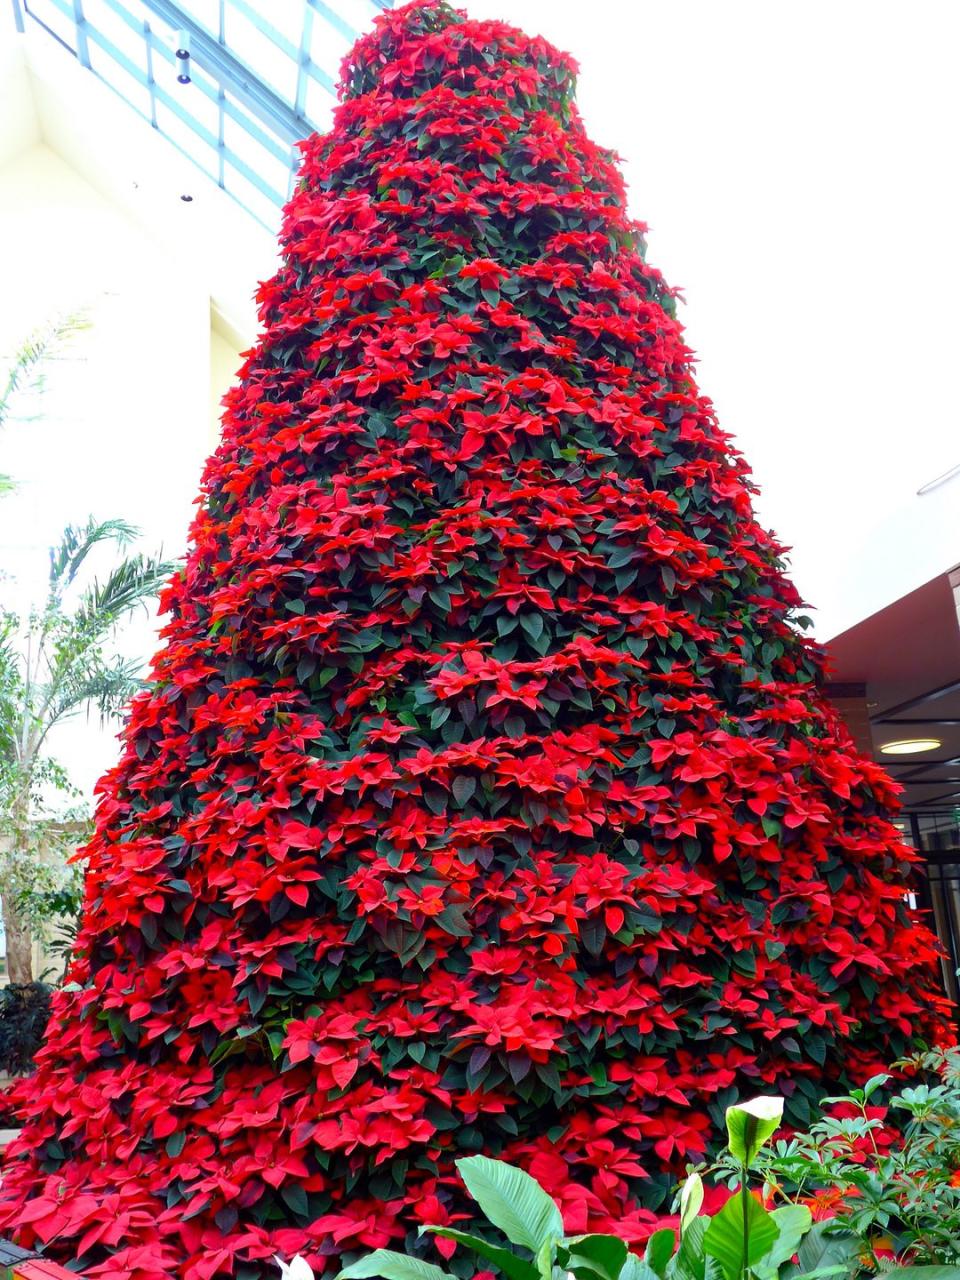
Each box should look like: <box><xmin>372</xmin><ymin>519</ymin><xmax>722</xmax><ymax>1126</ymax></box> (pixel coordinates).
<box><xmin>0</xmin><ymin>2</ymin><xmax>948</xmax><ymax>1278</ymax></box>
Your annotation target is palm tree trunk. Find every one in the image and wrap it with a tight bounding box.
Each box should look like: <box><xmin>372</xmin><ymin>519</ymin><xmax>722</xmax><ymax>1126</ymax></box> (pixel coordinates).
<box><xmin>2</xmin><ymin>782</ymin><xmax>34</xmax><ymax>985</ymax></box>
<box><xmin>2</xmin><ymin>891</ymin><xmax>32</xmax><ymax>984</ymax></box>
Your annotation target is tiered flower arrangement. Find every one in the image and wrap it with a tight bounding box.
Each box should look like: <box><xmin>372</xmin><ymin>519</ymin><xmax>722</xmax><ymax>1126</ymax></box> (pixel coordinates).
<box><xmin>0</xmin><ymin>3</ymin><xmax>948</xmax><ymax>1278</ymax></box>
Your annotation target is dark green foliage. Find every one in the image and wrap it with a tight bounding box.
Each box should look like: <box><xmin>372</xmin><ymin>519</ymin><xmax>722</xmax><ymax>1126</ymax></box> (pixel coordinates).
<box><xmin>0</xmin><ymin>983</ymin><xmax>51</xmax><ymax>1077</ymax></box>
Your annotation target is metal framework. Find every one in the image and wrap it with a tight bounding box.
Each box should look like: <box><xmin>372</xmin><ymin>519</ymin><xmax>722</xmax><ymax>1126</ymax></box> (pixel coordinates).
<box><xmin>875</xmin><ymin>678</ymin><xmax>960</xmax><ymax>810</ymax></box>
<box><xmin>908</xmin><ymin>815</ymin><xmax>960</xmax><ymax>1015</ymax></box>
<box><xmin>11</xmin><ymin>0</ymin><xmax>393</xmax><ymax>227</ymax></box>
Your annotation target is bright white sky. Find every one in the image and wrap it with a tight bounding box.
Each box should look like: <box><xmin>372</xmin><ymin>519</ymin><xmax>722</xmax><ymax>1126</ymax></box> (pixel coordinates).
<box><xmin>3</xmin><ymin>0</ymin><xmax>960</xmax><ymax>805</ymax></box>
<box><xmin>472</xmin><ymin>1</ymin><xmax>960</xmax><ymax>642</ymax></box>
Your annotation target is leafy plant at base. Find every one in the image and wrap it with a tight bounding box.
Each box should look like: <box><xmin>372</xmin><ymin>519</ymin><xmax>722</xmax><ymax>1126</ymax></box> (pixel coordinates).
<box><xmin>337</xmin><ymin>1100</ymin><xmax>960</xmax><ymax>1280</ymax></box>
<box><xmin>0</xmin><ymin>982</ymin><xmax>52</xmax><ymax>1076</ymax></box>
<box><xmin>0</xmin><ymin>2</ymin><xmax>948</xmax><ymax>1276</ymax></box>
<box><xmin>746</xmin><ymin>1048</ymin><xmax>960</xmax><ymax>1268</ymax></box>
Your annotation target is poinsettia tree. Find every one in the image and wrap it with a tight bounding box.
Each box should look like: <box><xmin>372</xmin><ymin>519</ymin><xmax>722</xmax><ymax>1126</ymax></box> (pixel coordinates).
<box><xmin>0</xmin><ymin>2</ymin><xmax>948</xmax><ymax>1277</ymax></box>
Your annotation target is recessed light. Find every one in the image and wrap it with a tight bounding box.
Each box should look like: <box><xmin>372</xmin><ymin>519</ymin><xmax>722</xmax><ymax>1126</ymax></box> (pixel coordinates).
<box><xmin>880</xmin><ymin>738</ymin><xmax>941</xmax><ymax>755</ymax></box>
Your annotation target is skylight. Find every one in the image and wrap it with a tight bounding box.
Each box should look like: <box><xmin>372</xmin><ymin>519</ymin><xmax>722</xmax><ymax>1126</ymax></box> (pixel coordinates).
<box><xmin>12</xmin><ymin>0</ymin><xmax>393</xmax><ymax>228</ymax></box>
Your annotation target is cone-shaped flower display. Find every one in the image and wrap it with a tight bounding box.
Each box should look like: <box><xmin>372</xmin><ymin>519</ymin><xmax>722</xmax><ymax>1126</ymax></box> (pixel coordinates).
<box><xmin>1</xmin><ymin>3</ymin><xmax>948</xmax><ymax>1277</ymax></box>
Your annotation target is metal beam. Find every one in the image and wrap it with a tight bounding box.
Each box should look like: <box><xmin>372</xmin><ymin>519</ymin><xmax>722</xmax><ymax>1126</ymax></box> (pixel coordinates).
<box><xmin>144</xmin><ymin>16</ymin><xmax>158</xmax><ymax>128</ymax></box>
<box><xmin>138</xmin><ymin>0</ymin><xmax>309</xmax><ymax>145</ymax></box>
<box><xmin>295</xmin><ymin>0</ymin><xmax>314</xmax><ymax>119</ymax></box>
<box><xmin>888</xmin><ymin>756</ymin><xmax>960</xmax><ymax>782</ymax></box>
<box><xmin>909</xmin><ymin>787</ymin><xmax>960</xmax><ymax>809</ymax></box>
<box><xmin>72</xmin><ymin>0</ymin><xmax>90</xmax><ymax>66</ymax></box>
<box><xmin>875</xmin><ymin>717</ymin><xmax>960</xmax><ymax>726</ymax></box>
<box><xmin>875</xmin><ymin>678</ymin><xmax>960</xmax><ymax>722</ymax></box>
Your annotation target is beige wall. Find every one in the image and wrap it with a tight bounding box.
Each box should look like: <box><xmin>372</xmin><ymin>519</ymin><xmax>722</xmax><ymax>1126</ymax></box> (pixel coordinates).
<box><xmin>211</xmin><ymin>325</ymin><xmax>243</xmax><ymax>451</ymax></box>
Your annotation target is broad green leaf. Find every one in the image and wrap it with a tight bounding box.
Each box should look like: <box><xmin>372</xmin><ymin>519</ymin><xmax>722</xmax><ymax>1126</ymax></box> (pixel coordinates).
<box><xmin>754</xmin><ymin>1206</ymin><xmax>812</xmax><ymax>1278</ymax></box>
<box><xmin>420</xmin><ymin>1228</ymin><xmax>538</xmax><ymax>1280</ymax></box>
<box><xmin>879</xmin><ymin>1270</ymin><xmax>960</xmax><ymax>1280</ymax></box>
<box><xmin>704</xmin><ymin>1193</ymin><xmax>778</xmax><ymax>1280</ymax></box>
<box><xmin>679</xmin><ymin>1174</ymin><xmax>704</xmax><ymax>1236</ymax></box>
<box><xmin>725</xmin><ymin>1096</ymin><xmax>784</xmax><ymax>1166</ymax></box>
<box><xmin>560</xmin><ymin>1234</ymin><xmax>629</xmax><ymax>1280</ymax></box>
<box><xmin>644</xmin><ymin>1229</ymin><xmax>676</xmax><ymax>1278</ymax></box>
<box><xmin>785</xmin><ymin>1266</ymin><xmax>852</xmax><ymax>1280</ymax></box>
<box><xmin>620</xmin><ymin>1254</ymin><xmax>663</xmax><ymax>1280</ymax></box>
<box><xmin>337</xmin><ymin>1250</ymin><xmax>453</xmax><ymax>1280</ymax></box>
<box><xmin>457</xmin><ymin>1156</ymin><xmax>563</xmax><ymax>1253</ymax></box>
<box><xmin>791</xmin><ymin>1222</ymin><xmax>860</xmax><ymax>1280</ymax></box>
<box><xmin>668</xmin><ymin>1219</ymin><xmax>708</xmax><ymax>1280</ymax></box>
<box><xmin>535</xmin><ymin>1238</ymin><xmax>553</xmax><ymax>1280</ymax></box>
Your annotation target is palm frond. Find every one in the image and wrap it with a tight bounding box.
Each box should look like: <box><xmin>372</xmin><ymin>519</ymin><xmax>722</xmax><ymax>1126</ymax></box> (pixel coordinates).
<box><xmin>0</xmin><ymin>311</ymin><xmax>90</xmax><ymax>429</ymax></box>
<box><xmin>74</xmin><ymin>551</ymin><xmax>175</xmax><ymax>635</ymax></box>
<box><xmin>48</xmin><ymin>517</ymin><xmax>140</xmax><ymax>601</ymax></box>
<box><xmin>49</xmin><ymin>654</ymin><xmax>145</xmax><ymax>726</ymax></box>
<box><xmin>0</xmin><ymin>615</ymin><xmax>25</xmax><ymax>760</ymax></box>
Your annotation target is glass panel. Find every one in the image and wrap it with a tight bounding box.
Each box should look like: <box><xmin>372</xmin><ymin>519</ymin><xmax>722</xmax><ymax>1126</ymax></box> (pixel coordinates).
<box><xmin>154</xmin><ymin>100</ymin><xmax>219</xmax><ymax>178</ymax></box>
<box><xmin>87</xmin><ymin>35</ymin><xmax>150</xmax><ymax>116</ymax></box>
<box><xmin>315</xmin><ymin>0</ymin><xmax>379</xmax><ymax>40</ymax></box>
<box><xmin>917</xmin><ymin>810</ymin><xmax>960</xmax><ymax>854</ymax></box>
<box><xmin>892</xmin><ymin>816</ymin><xmax>914</xmax><ymax>846</ymax></box>
<box><xmin>22</xmin><ymin>0</ymin><xmax>79</xmax><ymax>51</ymax></box>
<box><xmin>83</xmin><ymin>0</ymin><xmax>147</xmax><ymax>65</ymax></box>
<box><xmin>304</xmin><ymin>72</ymin><xmax>338</xmax><ymax>133</ymax></box>
<box><xmin>223</xmin><ymin>1</ymin><xmax>296</xmax><ymax>102</ymax></box>
<box><xmin>21</xmin><ymin>0</ymin><xmax>395</xmax><ymax>227</ymax></box>
<box><xmin>944</xmin><ymin>867</ymin><xmax>960</xmax><ymax>1003</ymax></box>
<box><xmin>180</xmin><ymin>0</ymin><xmax>223</xmax><ymax>37</ymax></box>
<box><xmin>923</xmin><ymin>859</ymin><xmax>960</xmax><ymax>1004</ymax></box>
<box><xmin>309</xmin><ymin>23</ymin><xmax>351</xmax><ymax>93</ymax></box>
<box><xmin>168</xmin><ymin>60</ymin><xmax>223</xmax><ymax>135</ymax></box>
<box><xmin>222</xmin><ymin>90</ymin><xmax>291</xmax><ymax>162</ymax></box>
<box><xmin>223</xmin><ymin>116</ymin><xmax>290</xmax><ymax>198</ymax></box>
<box><xmin>225</xmin><ymin>166</ymin><xmax>281</xmax><ymax>230</ymax></box>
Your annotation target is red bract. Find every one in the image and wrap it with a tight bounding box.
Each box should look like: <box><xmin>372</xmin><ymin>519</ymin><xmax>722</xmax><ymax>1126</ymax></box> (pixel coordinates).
<box><xmin>0</xmin><ymin>1</ymin><xmax>949</xmax><ymax>1276</ymax></box>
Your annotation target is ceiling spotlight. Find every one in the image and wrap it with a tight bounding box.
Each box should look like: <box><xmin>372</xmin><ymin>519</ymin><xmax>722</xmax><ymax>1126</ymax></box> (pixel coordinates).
<box><xmin>879</xmin><ymin>738</ymin><xmax>941</xmax><ymax>755</ymax></box>
<box><xmin>180</xmin><ymin>194</ymin><xmax>194</xmax><ymax>202</ymax></box>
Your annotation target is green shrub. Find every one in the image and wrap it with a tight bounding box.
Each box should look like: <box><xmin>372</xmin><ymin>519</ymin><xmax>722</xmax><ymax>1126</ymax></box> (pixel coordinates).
<box><xmin>329</xmin><ymin>1093</ymin><xmax>960</xmax><ymax>1280</ymax></box>
<box><xmin>744</xmin><ymin>1047</ymin><xmax>960</xmax><ymax>1268</ymax></box>
<box><xmin>0</xmin><ymin>982</ymin><xmax>51</xmax><ymax>1077</ymax></box>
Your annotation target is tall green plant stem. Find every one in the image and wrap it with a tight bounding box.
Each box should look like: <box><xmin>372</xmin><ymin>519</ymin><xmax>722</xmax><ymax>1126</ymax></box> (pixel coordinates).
<box><xmin>742</xmin><ymin>1161</ymin><xmax>750</xmax><ymax>1280</ymax></box>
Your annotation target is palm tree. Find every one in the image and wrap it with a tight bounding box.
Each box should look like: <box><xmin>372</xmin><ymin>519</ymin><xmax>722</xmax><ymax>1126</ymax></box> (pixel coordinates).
<box><xmin>1</xmin><ymin>314</ymin><xmax>171</xmax><ymax>983</ymax></box>
<box><xmin>0</xmin><ymin>520</ymin><xmax>173</xmax><ymax>983</ymax></box>
<box><xmin>0</xmin><ymin>313</ymin><xmax>89</xmax><ymax>495</ymax></box>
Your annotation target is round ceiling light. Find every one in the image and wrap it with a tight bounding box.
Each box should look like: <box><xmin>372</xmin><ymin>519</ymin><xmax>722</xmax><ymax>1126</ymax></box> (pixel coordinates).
<box><xmin>879</xmin><ymin>738</ymin><xmax>941</xmax><ymax>755</ymax></box>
